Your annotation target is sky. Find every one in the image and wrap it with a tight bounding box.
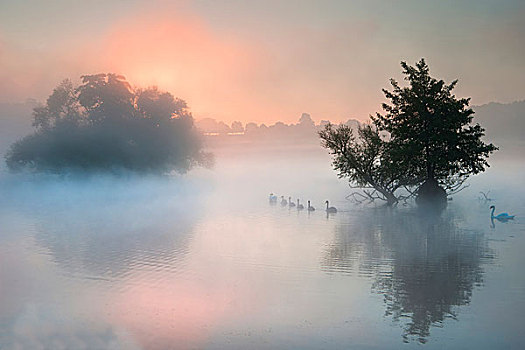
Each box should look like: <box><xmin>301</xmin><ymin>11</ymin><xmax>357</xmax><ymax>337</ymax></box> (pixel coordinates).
<box><xmin>0</xmin><ymin>0</ymin><xmax>524</xmax><ymax>124</ymax></box>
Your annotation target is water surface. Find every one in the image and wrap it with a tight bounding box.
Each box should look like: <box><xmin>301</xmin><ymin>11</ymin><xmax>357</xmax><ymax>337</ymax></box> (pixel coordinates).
<box><xmin>1</xmin><ymin>144</ymin><xmax>524</xmax><ymax>349</ymax></box>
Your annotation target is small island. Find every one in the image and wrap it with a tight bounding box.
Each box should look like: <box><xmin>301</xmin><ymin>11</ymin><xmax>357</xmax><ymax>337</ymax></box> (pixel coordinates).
<box><xmin>5</xmin><ymin>74</ymin><xmax>211</xmax><ymax>174</ymax></box>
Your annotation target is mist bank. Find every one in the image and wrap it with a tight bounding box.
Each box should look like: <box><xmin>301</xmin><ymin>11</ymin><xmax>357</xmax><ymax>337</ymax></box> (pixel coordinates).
<box><xmin>1</xmin><ymin>99</ymin><xmax>524</xmax><ymax>174</ymax></box>
<box><xmin>473</xmin><ymin>100</ymin><xmax>525</xmax><ymax>156</ymax></box>
<box><xmin>198</xmin><ymin>101</ymin><xmax>525</xmax><ymax>159</ymax></box>
<box><xmin>0</xmin><ymin>101</ymin><xmax>35</xmax><ymax>171</ymax></box>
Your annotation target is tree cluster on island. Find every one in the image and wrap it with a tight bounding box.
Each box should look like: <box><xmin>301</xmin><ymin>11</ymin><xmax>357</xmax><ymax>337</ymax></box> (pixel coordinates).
<box><xmin>319</xmin><ymin>59</ymin><xmax>497</xmax><ymax>206</ymax></box>
<box><xmin>5</xmin><ymin>74</ymin><xmax>211</xmax><ymax>174</ymax></box>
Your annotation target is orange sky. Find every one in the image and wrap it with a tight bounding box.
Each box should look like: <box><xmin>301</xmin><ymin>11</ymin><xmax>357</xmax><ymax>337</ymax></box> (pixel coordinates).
<box><xmin>1</xmin><ymin>1</ymin><xmax>524</xmax><ymax>124</ymax></box>
<box><xmin>76</xmin><ymin>11</ymin><xmax>385</xmax><ymax>124</ymax></box>
<box><xmin>100</xmin><ymin>14</ymin><xmax>271</xmax><ymax>123</ymax></box>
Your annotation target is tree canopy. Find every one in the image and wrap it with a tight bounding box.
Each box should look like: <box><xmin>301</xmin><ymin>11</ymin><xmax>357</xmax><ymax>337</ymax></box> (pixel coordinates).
<box><xmin>320</xmin><ymin>59</ymin><xmax>497</xmax><ymax>205</ymax></box>
<box><xmin>372</xmin><ymin>59</ymin><xmax>497</xmax><ymax>190</ymax></box>
<box><xmin>5</xmin><ymin>74</ymin><xmax>211</xmax><ymax>173</ymax></box>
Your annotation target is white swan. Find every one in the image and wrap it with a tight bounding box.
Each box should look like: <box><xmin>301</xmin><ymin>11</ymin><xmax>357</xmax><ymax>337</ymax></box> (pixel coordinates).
<box><xmin>281</xmin><ymin>196</ymin><xmax>288</xmax><ymax>206</ymax></box>
<box><xmin>490</xmin><ymin>205</ymin><xmax>514</xmax><ymax>221</ymax></box>
<box><xmin>307</xmin><ymin>200</ymin><xmax>315</xmax><ymax>211</ymax></box>
<box><xmin>297</xmin><ymin>199</ymin><xmax>304</xmax><ymax>210</ymax></box>
<box><xmin>325</xmin><ymin>200</ymin><xmax>337</xmax><ymax>213</ymax></box>
<box><xmin>269</xmin><ymin>193</ymin><xmax>277</xmax><ymax>203</ymax></box>
<box><xmin>289</xmin><ymin>196</ymin><xmax>296</xmax><ymax>207</ymax></box>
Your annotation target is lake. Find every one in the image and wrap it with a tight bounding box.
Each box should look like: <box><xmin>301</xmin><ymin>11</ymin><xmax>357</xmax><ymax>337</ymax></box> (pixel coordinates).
<box><xmin>0</xmin><ymin>143</ymin><xmax>524</xmax><ymax>349</ymax></box>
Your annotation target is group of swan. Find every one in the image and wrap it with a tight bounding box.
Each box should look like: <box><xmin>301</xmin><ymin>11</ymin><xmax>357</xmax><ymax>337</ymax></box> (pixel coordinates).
<box><xmin>272</xmin><ymin>196</ymin><xmax>514</xmax><ymax>220</ymax></box>
<box><xmin>269</xmin><ymin>194</ymin><xmax>336</xmax><ymax>213</ymax></box>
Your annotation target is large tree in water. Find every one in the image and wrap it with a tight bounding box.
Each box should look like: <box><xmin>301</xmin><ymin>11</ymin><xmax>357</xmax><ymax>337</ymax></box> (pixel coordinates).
<box><xmin>320</xmin><ymin>59</ymin><xmax>497</xmax><ymax>205</ymax></box>
<box><xmin>6</xmin><ymin>74</ymin><xmax>211</xmax><ymax>173</ymax></box>
<box><xmin>372</xmin><ymin>59</ymin><xmax>497</xmax><ymax>203</ymax></box>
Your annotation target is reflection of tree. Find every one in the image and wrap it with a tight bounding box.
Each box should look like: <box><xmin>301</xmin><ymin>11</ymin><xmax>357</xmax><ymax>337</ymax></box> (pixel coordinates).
<box><xmin>22</xmin><ymin>182</ymin><xmax>199</xmax><ymax>279</ymax></box>
<box><xmin>322</xmin><ymin>208</ymin><xmax>494</xmax><ymax>343</ymax></box>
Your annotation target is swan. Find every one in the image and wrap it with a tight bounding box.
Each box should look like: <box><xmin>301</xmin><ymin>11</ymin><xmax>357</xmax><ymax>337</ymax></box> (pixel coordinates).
<box><xmin>325</xmin><ymin>200</ymin><xmax>337</xmax><ymax>213</ymax></box>
<box><xmin>490</xmin><ymin>205</ymin><xmax>514</xmax><ymax>221</ymax></box>
<box><xmin>281</xmin><ymin>196</ymin><xmax>288</xmax><ymax>206</ymax></box>
<box><xmin>297</xmin><ymin>199</ymin><xmax>304</xmax><ymax>210</ymax></box>
<box><xmin>289</xmin><ymin>197</ymin><xmax>296</xmax><ymax>207</ymax></box>
<box><xmin>307</xmin><ymin>200</ymin><xmax>315</xmax><ymax>211</ymax></box>
<box><xmin>269</xmin><ymin>193</ymin><xmax>278</xmax><ymax>202</ymax></box>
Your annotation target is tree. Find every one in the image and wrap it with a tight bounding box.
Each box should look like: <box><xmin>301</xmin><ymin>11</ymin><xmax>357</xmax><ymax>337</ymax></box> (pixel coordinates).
<box><xmin>244</xmin><ymin>122</ymin><xmax>258</xmax><ymax>134</ymax></box>
<box><xmin>298</xmin><ymin>113</ymin><xmax>315</xmax><ymax>127</ymax></box>
<box><xmin>320</xmin><ymin>59</ymin><xmax>497</xmax><ymax>205</ymax></box>
<box><xmin>5</xmin><ymin>74</ymin><xmax>211</xmax><ymax>173</ymax></box>
<box><xmin>231</xmin><ymin>121</ymin><xmax>244</xmax><ymax>133</ymax></box>
<box><xmin>32</xmin><ymin>79</ymin><xmax>82</xmax><ymax>130</ymax></box>
<box><xmin>319</xmin><ymin>123</ymin><xmax>411</xmax><ymax>205</ymax></box>
<box><xmin>372</xmin><ymin>59</ymin><xmax>497</xmax><ymax>202</ymax></box>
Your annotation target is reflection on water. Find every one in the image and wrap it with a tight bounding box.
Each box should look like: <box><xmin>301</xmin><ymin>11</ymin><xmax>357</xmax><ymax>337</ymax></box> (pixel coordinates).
<box><xmin>0</xmin><ymin>148</ymin><xmax>524</xmax><ymax>349</ymax></box>
<box><xmin>32</xmin><ymin>200</ymin><xmax>195</xmax><ymax>281</ymax></box>
<box><xmin>323</xmin><ymin>208</ymin><xmax>494</xmax><ymax>343</ymax></box>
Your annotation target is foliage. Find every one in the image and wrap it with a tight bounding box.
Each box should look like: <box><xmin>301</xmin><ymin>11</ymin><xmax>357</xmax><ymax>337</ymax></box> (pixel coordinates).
<box><xmin>372</xmin><ymin>59</ymin><xmax>497</xmax><ymax>191</ymax></box>
<box><xmin>5</xmin><ymin>74</ymin><xmax>211</xmax><ymax>173</ymax></box>
<box><xmin>320</xmin><ymin>59</ymin><xmax>497</xmax><ymax>204</ymax></box>
<box><xmin>319</xmin><ymin>123</ymin><xmax>410</xmax><ymax>205</ymax></box>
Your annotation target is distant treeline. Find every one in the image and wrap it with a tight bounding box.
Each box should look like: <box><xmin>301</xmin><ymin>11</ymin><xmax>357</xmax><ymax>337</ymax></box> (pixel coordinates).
<box><xmin>196</xmin><ymin>113</ymin><xmax>360</xmax><ymax>141</ymax></box>
<box><xmin>5</xmin><ymin>74</ymin><xmax>211</xmax><ymax>174</ymax></box>
<box><xmin>195</xmin><ymin>102</ymin><xmax>525</xmax><ymax>150</ymax></box>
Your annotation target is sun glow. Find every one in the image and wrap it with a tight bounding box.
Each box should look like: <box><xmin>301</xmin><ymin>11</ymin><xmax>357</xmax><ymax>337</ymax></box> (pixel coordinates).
<box><xmin>99</xmin><ymin>14</ymin><xmax>262</xmax><ymax>123</ymax></box>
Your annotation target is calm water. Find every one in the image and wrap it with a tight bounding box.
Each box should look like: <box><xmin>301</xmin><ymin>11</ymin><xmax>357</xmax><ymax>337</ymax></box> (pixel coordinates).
<box><xmin>0</xmin><ymin>144</ymin><xmax>524</xmax><ymax>349</ymax></box>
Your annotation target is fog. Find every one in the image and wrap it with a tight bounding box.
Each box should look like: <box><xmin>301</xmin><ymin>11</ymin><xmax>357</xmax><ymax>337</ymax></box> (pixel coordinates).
<box><xmin>1</xmin><ymin>96</ymin><xmax>524</xmax><ymax>348</ymax></box>
<box><xmin>0</xmin><ymin>129</ymin><xmax>524</xmax><ymax>349</ymax></box>
<box><xmin>2</xmin><ymin>0</ymin><xmax>524</xmax><ymax>346</ymax></box>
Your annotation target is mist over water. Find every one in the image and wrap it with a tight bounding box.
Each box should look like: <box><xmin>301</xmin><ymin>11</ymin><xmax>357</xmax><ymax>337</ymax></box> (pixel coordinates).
<box><xmin>1</xmin><ymin>0</ymin><xmax>524</xmax><ymax>347</ymax></box>
<box><xmin>1</xmin><ymin>143</ymin><xmax>524</xmax><ymax>349</ymax></box>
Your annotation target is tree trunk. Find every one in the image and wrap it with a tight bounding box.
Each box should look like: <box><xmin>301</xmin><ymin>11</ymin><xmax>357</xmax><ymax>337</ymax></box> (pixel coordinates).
<box><xmin>376</xmin><ymin>187</ymin><xmax>398</xmax><ymax>206</ymax></box>
<box><xmin>416</xmin><ymin>178</ymin><xmax>447</xmax><ymax>209</ymax></box>
<box><xmin>385</xmin><ymin>192</ymin><xmax>398</xmax><ymax>206</ymax></box>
